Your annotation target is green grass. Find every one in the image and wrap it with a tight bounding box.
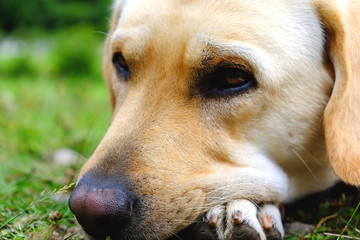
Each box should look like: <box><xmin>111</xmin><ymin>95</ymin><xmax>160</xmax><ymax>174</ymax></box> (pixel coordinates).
<box><xmin>0</xmin><ymin>28</ymin><xmax>359</xmax><ymax>240</ymax></box>
<box><xmin>284</xmin><ymin>189</ymin><xmax>360</xmax><ymax>240</ymax></box>
<box><xmin>0</xmin><ymin>28</ymin><xmax>111</xmax><ymax>239</ymax></box>
<box><xmin>0</xmin><ymin>74</ymin><xmax>111</xmax><ymax>239</ymax></box>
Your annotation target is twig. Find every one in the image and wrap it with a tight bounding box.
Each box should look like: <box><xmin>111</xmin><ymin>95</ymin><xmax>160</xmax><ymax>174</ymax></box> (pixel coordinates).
<box><xmin>324</xmin><ymin>232</ymin><xmax>360</xmax><ymax>240</ymax></box>
<box><xmin>316</xmin><ymin>213</ymin><xmax>337</xmax><ymax>228</ymax></box>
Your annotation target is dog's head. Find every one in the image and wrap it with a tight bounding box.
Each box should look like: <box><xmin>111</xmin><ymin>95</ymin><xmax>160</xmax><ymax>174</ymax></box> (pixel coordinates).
<box><xmin>69</xmin><ymin>0</ymin><xmax>360</xmax><ymax>239</ymax></box>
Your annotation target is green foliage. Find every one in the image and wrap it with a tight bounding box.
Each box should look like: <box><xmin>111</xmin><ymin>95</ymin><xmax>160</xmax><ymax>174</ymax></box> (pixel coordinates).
<box><xmin>0</xmin><ymin>0</ymin><xmax>113</xmax><ymax>33</ymax></box>
<box><xmin>48</xmin><ymin>26</ymin><xmax>104</xmax><ymax>77</ymax></box>
<box><xmin>0</xmin><ymin>1</ymin><xmax>112</xmax><ymax>239</ymax></box>
<box><xmin>0</xmin><ymin>26</ymin><xmax>105</xmax><ymax>79</ymax></box>
<box><xmin>285</xmin><ymin>192</ymin><xmax>360</xmax><ymax>240</ymax></box>
<box><xmin>0</xmin><ymin>56</ymin><xmax>37</xmax><ymax>77</ymax></box>
<box><xmin>0</xmin><ymin>73</ymin><xmax>110</xmax><ymax>240</ymax></box>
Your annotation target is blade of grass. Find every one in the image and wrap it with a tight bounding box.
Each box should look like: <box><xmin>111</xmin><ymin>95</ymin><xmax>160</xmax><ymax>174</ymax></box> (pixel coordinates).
<box><xmin>337</xmin><ymin>201</ymin><xmax>360</xmax><ymax>240</ymax></box>
<box><xmin>63</xmin><ymin>228</ymin><xmax>82</xmax><ymax>240</ymax></box>
<box><xmin>0</xmin><ymin>209</ymin><xmax>30</xmax><ymax>229</ymax></box>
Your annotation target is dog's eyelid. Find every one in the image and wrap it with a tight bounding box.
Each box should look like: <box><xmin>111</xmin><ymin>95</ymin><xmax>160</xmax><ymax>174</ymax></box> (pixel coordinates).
<box><xmin>221</xmin><ymin>63</ymin><xmax>251</xmax><ymax>72</ymax></box>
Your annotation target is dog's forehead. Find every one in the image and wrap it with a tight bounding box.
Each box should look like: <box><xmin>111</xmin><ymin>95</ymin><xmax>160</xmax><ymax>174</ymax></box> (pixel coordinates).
<box><xmin>116</xmin><ymin>0</ymin><xmax>320</xmax><ymax>39</ymax></box>
<box><xmin>112</xmin><ymin>0</ymin><xmax>323</xmax><ymax>79</ymax></box>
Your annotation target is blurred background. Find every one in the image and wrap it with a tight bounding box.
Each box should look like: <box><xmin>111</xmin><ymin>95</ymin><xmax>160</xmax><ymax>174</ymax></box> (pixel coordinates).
<box><xmin>0</xmin><ymin>0</ymin><xmax>113</xmax><ymax>239</ymax></box>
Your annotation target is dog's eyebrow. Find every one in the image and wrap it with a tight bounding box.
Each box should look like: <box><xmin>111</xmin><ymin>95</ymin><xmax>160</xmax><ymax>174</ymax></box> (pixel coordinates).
<box><xmin>198</xmin><ymin>40</ymin><xmax>270</xmax><ymax>78</ymax></box>
<box><xmin>110</xmin><ymin>29</ymin><xmax>146</xmax><ymax>53</ymax></box>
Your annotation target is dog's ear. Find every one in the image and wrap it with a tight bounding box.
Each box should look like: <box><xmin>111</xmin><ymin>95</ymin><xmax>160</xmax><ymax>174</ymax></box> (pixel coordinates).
<box><xmin>316</xmin><ymin>0</ymin><xmax>360</xmax><ymax>185</ymax></box>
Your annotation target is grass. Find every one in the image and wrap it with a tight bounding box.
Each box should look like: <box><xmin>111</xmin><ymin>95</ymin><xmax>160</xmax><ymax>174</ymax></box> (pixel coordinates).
<box><xmin>284</xmin><ymin>185</ymin><xmax>360</xmax><ymax>239</ymax></box>
<box><xmin>0</xmin><ymin>72</ymin><xmax>111</xmax><ymax>239</ymax></box>
<box><xmin>0</xmin><ymin>28</ymin><xmax>111</xmax><ymax>239</ymax></box>
<box><xmin>0</xmin><ymin>74</ymin><xmax>111</xmax><ymax>239</ymax></box>
<box><xmin>0</xmin><ymin>28</ymin><xmax>359</xmax><ymax>239</ymax></box>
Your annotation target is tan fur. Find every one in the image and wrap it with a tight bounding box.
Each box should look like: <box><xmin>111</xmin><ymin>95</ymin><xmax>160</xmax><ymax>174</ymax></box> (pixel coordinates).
<box><xmin>75</xmin><ymin>0</ymin><xmax>360</xmax><ymax>238</ymax></box>
<box><xmin>315</xmin><ymin>0</ymin><xmax>360</xmax><ymax>185</ymax></box>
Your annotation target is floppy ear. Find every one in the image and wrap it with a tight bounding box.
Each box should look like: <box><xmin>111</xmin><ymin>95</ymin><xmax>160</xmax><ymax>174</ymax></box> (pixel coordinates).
<box><xmin>315</xmin><ymin>0</ymin><xmax>360</xmax><ymax>185</ymax></box>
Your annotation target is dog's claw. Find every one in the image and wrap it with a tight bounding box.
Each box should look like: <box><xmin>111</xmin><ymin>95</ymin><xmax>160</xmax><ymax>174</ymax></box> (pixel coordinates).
<box><xmin>205</xmin><ymin>205</ymin><xmax>225</xmax><ymax>234</ymax></box>
<box><xmin>261</xmin><ymin>215</ymin><xmax>273</xmax><ymax>229</ymax></box>
<box><xmin>232</xmin><ymin>211</ymin><xmax>244</xmax><ymax>225</ymax></box>
<box><xmin>208</xmin><ymin>214</ymin><xmax>219</xmax><ymax>227</ymax></box>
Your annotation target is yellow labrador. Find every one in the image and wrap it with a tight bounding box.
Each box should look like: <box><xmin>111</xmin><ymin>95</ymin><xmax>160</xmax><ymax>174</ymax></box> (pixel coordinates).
<box><xmin>69</xmin><ymin>0</ymin><xmax>360</xmax><ymax>239</ymax></box>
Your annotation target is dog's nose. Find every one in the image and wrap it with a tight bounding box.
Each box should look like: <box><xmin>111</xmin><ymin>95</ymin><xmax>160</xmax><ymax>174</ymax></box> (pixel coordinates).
<box><xmin>68</xmin><ymin>175</ymin><xmax>134</xmax><ymax>238</ymax></box>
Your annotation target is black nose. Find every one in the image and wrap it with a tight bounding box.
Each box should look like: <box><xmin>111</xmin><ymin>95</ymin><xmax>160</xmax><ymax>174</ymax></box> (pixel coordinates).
<box><xmin>68</xmin><ymin>174</ymin><xmax>134</xmax><ymax>238</ymax></box>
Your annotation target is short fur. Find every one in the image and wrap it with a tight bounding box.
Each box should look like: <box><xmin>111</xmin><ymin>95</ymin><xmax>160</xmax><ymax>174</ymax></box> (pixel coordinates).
<box><xmin>72</xmin><ymin>0</ymin><xmax>360</xmax><ymax>239</ymax></box>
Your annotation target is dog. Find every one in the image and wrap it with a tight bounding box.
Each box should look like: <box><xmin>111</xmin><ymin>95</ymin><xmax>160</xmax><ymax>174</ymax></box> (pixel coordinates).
<box><xmin>68</xmin><ymin>0</ymin><xmax>360</xmax><ymax>239</ymax></box>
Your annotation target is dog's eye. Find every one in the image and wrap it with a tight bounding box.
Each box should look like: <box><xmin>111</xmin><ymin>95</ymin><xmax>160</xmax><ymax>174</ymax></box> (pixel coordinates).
<box><xmin>112</xmin><ymin>52</ymin><xmax>129</xmax><ymax>78</ymax></box>
<box><xmin>204</xmin><ymin>67</ymin><xmax>257</xmax><ymax>97</ymax></box>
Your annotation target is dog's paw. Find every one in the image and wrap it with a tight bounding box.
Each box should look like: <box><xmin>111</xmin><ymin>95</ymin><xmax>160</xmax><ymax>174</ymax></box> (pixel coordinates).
<box><xmin>205</xmin><ymin>200</ymin><xmax>284</xmax><ymax>240</ymax></box>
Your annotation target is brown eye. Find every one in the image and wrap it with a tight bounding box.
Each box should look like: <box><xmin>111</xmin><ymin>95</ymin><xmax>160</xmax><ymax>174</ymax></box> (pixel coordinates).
<box><xmin>112</xmin><ymin>52</ymin><xmax>129</xmax><ymax>78</ymax></box>
<box><xmin>202</xmin><ymin>67</ymin><xmax>257</xmax><ymax>98</ymax></box>
<box><xmin>224</xmin><ymin>68</ymin><xmax>251</xmax><ymax>87</ymax></box>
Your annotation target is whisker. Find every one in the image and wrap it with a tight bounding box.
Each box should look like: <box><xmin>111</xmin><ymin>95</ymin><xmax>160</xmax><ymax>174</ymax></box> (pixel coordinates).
<box><xmin>291</xmin><ymin>148</ymin><xmax>322</xmax><ymax>187</ymax></box>
<box><xmin>296</xmin><ymin>144</ymin><xmax>323</xmax><ymax>165</ymax></box>
<box><xmin>94</xmin><ymin>31</ymin><xmax>112</xmax><ymax>37</ymax></box>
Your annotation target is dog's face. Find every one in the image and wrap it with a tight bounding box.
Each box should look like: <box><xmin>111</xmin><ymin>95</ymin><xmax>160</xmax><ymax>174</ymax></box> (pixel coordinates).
<box><xmin>69</xmin><ymin>0</ymin><xmax>360</xmax><ymax>239</ymax></box>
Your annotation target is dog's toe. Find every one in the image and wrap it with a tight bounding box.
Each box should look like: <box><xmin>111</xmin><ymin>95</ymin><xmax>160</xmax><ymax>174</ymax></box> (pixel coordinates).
<box><xmin>258</xmin><ymin>204</ymin><xmax>284</xmax><ymax>240</ymax></box>
<box><xmin>205</xmin><ymin>200</ymin><xmax>284</xmax><ymax>240</ymax></box>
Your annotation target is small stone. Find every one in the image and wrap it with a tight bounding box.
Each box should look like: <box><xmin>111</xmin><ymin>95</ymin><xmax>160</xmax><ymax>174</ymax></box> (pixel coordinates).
<box><xmin>52</xmin><ymin>148</ymin><xmax>80</xmax><ymax>165</ymax></box>
<box><xmin>285</xmin><ymin>222</ymin><xmax>315</xmax><ymax>234</ymax></box>
<box><xmin>51</xmin><ymin>192</ymin><xmax>70</xmax><ymax>203</ymax></box>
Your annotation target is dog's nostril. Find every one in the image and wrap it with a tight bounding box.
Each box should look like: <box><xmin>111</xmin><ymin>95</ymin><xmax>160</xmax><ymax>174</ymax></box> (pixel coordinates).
<box><xmin>69</xmin><ymin>182</ymin><xmax>134</xmax><ymax>237</ymax></box>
